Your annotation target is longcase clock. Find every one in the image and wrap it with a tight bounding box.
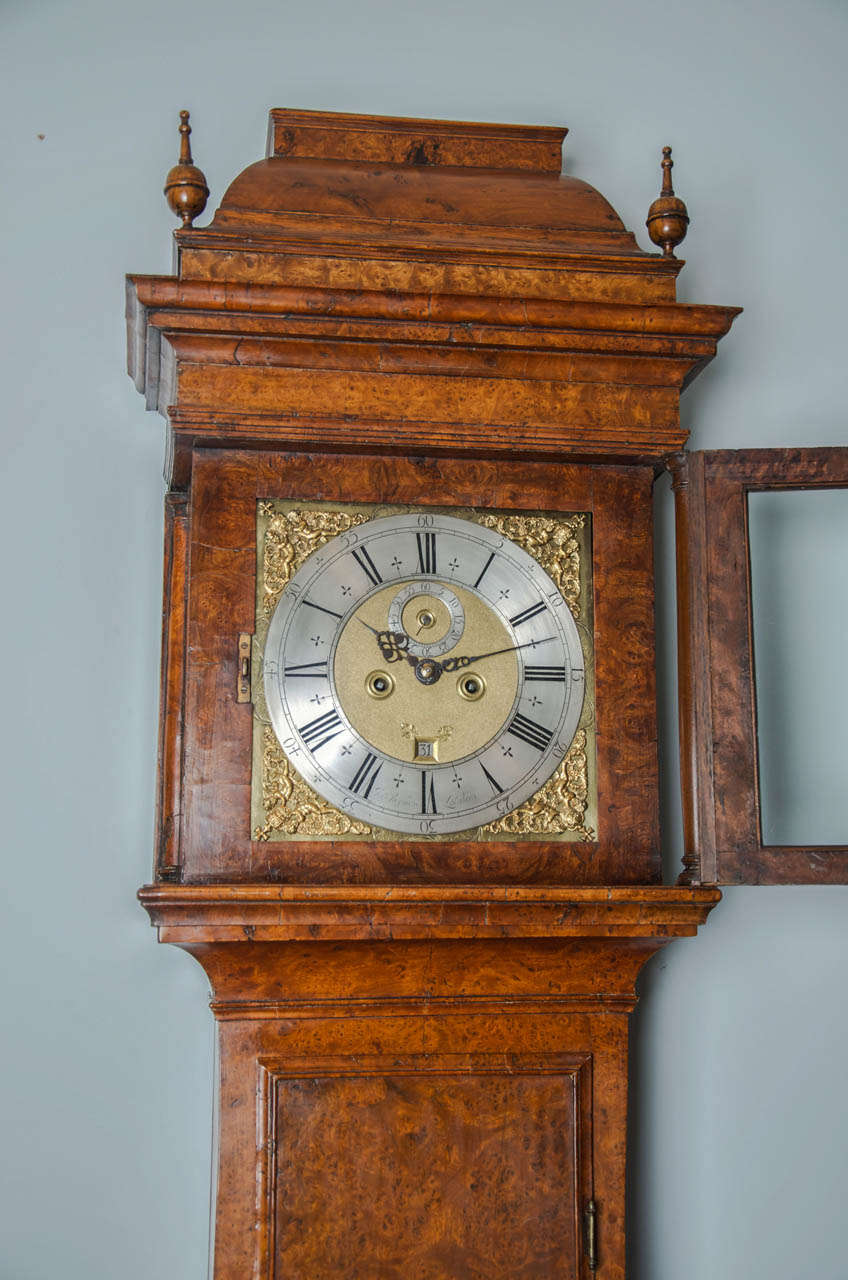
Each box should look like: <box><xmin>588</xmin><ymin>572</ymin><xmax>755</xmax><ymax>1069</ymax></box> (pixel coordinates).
<box><xmin>126</xmin><ymin>107</ymin><xmax>766</xmax><ymax>1278</ymax></box>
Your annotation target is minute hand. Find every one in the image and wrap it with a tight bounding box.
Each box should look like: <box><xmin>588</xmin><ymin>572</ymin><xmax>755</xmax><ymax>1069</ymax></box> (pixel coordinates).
<box><xmin>441</xmin><ymin>636</ymin><xmax>556</xmax><ymax>672</ymax></box>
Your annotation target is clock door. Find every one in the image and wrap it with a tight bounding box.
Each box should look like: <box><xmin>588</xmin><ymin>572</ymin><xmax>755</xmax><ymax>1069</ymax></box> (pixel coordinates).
<box><xmin>671</xmin><ymin>446</ymin><xmax>848</xmax><ymax>884</ymax></box>
<box><xmin>257</xmin><ymin>1053</ymin><xmax>594</xmax><ymax>1280</ymax></box>
<box><xmin>168</xmin><ymin>447</ymin><xmax>664</xmax><ymax>887</ymax></box>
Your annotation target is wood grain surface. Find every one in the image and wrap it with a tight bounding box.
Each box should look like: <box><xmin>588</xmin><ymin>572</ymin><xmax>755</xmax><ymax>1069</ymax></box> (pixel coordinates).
<box><xmin>673</xmin><ymin>447</ymin><xmax>848</xmax><ymax>883</ymax></box>
<box><xmin>128</xmin><ymin>109</ymin><xmax>736</xmax><ymax>1279</ymax></box>
<box><xmin>127</xmin><ymin>113</ymin><xmax>738</xmax><ymax>486</ymax></box>
<box><xmin>265</xmin><ymin>108</ymin><xmax>569</xmax><ymax>171</ymax></box>
<box><xmin>169</xmin><ymin>449</ymin><xmax>661</xmax><ymax>885</ymax></box>
<box><xmin>142</xmin><ymin>885</ymin><xmax>718</xmax><ymax>1280</ymax></box>
<box><xmin>271</xmin><ymin>1060</ymin><xmax>586</xmax><ymax>1279</ymax></box>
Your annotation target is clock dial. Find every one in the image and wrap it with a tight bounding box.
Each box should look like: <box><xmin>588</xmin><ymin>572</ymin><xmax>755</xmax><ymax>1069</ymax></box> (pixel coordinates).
<box><xmin>263</xmin><ymin>513</ymin><xmax>585</xmax><ymax>835</ymax></box>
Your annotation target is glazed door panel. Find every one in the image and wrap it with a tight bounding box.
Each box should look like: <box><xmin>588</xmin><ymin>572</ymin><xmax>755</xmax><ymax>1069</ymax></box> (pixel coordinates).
<box><xmin>672</xmin><ymin>446</ymin><xmax>848</xmax><ymax>883</ymax></box>
<box><xmin>260</xmin><ymin>1054</ymin><xmax>593</xmax><ymax>1280</ymax></box>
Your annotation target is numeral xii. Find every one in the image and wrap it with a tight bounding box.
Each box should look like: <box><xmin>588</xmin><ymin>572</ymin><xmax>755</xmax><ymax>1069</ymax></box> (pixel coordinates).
<box><xmin>416</xmin><ymin>531</ymin><xmax>437</xmax><ymax>575</ymax></box>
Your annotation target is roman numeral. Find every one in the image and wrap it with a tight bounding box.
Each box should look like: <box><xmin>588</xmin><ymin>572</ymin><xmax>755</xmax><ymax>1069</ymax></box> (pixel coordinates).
<box><xmin>509</xmin><ymin>600</ymin><xmax>547</xmax><ymax>628</ymax></box>
<box><xmin>284</xmin><ymin>660</ymin><xmax>329</xmax><ymax>678</ymax></box>
<box><xmin>349</xmin><ymin>751</ymin><xmax>382</xmax><ymax>799</ymax></box>
<box><xmin>479</xmin><ymin>763</ymin><xmax>504</xmax><ymax>795</ymax></box>
<box><xmin>416</xmin><ymin>531</ymin><xmax>437</xmax><ymax>575</ymax></box>
<box><xmin>298</xmin><ymin>708</ymin><xmax>344</xmax><ymax>752</ymax></box>
<box><xmin>302</xmin><ymin>600</ymin><xmax>343</xmax><ymax>620</ymax></box>
<box><xmin>473</xmin><ymin>551</ymin><xmax>495</xmax><ymax>589</ymax></box>
<box><xmin>507</xmin><ymin>712</ymin><xmax>553</xmax><ymax>752</ymax></box>
<box><xmin>420</xmin><ymin>771</ymin><xmax>438</xmax><ymax>814</ymax></box>
<box><xmin>524</xmin><ymin>665</ymin><xmax>566</xmax><ymax>682</ymax></box>
<box><xmin>351</xmin><ymin>546</ymin><xmax>382</xmax><ymax>586</ymax></box>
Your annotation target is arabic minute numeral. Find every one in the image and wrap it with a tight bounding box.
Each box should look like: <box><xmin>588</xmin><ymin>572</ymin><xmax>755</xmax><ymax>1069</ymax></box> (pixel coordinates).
<box><xmin>298</xmin><ymin>708</ymin><xmax>344</xmax><ymax>752</ymax></box>
<box><xmin>507</xmin><ymin>712</ymin><xmax>553</xmax><ymax>752</ymax></box>
<box><xmin>349</xmin><ymin>752</ymin><xmax>382</xmax><ymax>800</ymax></box>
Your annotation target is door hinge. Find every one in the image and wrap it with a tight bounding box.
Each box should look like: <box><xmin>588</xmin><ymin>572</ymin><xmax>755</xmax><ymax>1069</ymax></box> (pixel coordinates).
<box><xmin>236</xmin><ymin>633</ymin><xmax>253</xmax><ymax>703</ymax></box>
<box><xmin>584</xmin><ymin>1199</ymin><xmax>598</xmax><ymax>1271</ymax></box>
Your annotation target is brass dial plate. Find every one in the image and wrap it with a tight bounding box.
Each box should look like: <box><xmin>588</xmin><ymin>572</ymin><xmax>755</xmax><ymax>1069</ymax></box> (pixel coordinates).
<box><xmin>256</xmin><ymin>506</ymin><xmax>595</xmax><ymax>839</ymax></box>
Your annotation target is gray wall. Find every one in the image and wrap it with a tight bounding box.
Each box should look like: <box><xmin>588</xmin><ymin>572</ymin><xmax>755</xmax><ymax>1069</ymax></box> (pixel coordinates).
<box><xmin>2</xmin><ymin>1</ymin><xmax>845</xmax><ymax>1276</ymax></box>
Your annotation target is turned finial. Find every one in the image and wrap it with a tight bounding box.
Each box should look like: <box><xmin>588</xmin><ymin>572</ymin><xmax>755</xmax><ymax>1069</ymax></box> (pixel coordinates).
<box><xmin>163</xmin><ymin>110</ymin><xmax>209</xmax><ymax>228</ymax></box>
<box><xmin>646</xmin><ymin>145</ymin><xmax>689</xmax><ymax>258</ymax></box>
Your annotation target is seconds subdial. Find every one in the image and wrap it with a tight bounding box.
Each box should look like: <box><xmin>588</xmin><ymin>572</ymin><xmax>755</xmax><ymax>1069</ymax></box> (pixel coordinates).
<box><xmin>386</xmin><ymin>581</ymin><xmax>465</xmax><ymax>657</ymax></box>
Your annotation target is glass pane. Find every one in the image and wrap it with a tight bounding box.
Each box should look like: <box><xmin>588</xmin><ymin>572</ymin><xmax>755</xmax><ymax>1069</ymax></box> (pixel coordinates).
<box><xmin>748</xmin><ymin>489</ymin><xmax>848</xmax><ymax>846</ymax></box>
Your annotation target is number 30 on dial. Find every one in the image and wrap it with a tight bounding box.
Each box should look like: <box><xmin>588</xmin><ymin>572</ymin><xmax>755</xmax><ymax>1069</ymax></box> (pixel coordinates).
<box><xmin>264</xmin><ymin>512</ymin><xmax>585</xmax><ymax>835</ymax></box>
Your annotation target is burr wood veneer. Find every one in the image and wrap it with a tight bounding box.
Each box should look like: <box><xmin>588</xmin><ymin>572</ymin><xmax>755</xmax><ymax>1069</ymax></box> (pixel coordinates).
<box><xmin>140</xmin><ymin>883</ymin><xmax>719</xmax><ymax>1279</ymax></box>
<box><xmin>672</xmin><ymin>447</ymin><xmax>848</xmax><ymax>885</ymax></box>
<box><xmin>127</xmin><ymin>110</ymin><xmax>740</xmax><ymax>1277</ymax></box>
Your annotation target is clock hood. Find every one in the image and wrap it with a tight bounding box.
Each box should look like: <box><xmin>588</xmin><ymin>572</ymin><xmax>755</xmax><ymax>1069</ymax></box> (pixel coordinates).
<box><xmin>128</xmin><ymin>108</ymin><xmax>740</xmax><ymax>483</ymax></box>
<box><xmin>209</xmin><ymin>113</ymin><xmax>646</xmax><ymax>267</ymax></box>
<box><xmin>187</xmin><ymin>108</ymin><xmax>680</xmax><ymax>303</ymax></box>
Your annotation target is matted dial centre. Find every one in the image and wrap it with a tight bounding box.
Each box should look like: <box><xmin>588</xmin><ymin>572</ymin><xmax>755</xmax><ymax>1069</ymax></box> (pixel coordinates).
<box><xmin>334</xmin><ymin>580</ymin><xmax>518</xmax><ymax>764</ymax></box>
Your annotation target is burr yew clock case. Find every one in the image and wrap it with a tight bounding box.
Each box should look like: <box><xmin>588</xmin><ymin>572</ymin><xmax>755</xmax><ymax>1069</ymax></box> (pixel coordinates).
<box><xmin>125</xmin><ymin>107</ymin><xmax>840</xmax><ymax>1278</ymax></box>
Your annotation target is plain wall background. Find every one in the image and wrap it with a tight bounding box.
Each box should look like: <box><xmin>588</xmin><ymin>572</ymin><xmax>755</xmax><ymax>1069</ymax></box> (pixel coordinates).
<box><xmin>2</xmin><ymin>1</ymin><xmax>845</xmax><ymax>1277</ymax></box>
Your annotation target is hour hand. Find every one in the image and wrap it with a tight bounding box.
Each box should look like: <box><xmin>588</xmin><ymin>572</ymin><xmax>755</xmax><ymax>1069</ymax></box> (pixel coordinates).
<box><xmin>377</xmin><ymin>629</ymin><xmax>412</xmax><ymax>663</ymax></box>
<box><xmin>357</xmin><ymin>617</ymin><xmax>412</xmax><ymax>664</ymax></box>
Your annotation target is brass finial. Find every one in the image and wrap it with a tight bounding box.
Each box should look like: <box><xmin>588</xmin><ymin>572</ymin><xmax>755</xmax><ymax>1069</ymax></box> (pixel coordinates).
<box><xmin>163</xmin><ymin>110</ymin><xmax>209</xmax><ymax>228</ymax></box>
<box><xmin>646</xmin><ymin>145</ymin><xmax>689</xmax><ymax>258</ymax></box>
